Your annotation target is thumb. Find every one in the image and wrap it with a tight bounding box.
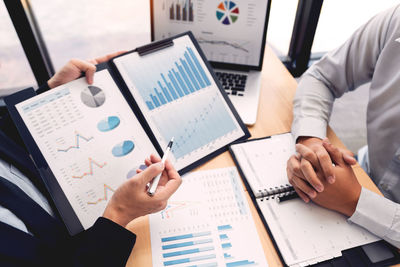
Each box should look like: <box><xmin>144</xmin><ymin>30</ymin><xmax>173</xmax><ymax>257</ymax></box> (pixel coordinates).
<box><xmin>322</xmin><ymin>139</ymin><xmax>345</xmax><ymax>167</ymax></box>
<box><xmin>137</xmin><ymin>162</ymin><xmax>165</xmax><ymax>184</ymax></box>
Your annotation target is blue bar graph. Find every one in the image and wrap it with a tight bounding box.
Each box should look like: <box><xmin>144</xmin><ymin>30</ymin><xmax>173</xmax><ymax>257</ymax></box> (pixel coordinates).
<box><xmin>185</xmin><ymin>51</ymin><xmax>205</xmax><ymax>88</ymax></box>
<box><xmin>188</xmin><ymin>263</ymin><xmax>218</xmax><ymax>267</ymax></box>
<box><xmin>222</xmin><ymin>243</ymin><xmax>232</xmax><ymax>249</ymax></box>
<box><xmin>146</xmin><ymin>101</ymin><xmax>155</xmax><ymax>110</ymax></box>
<box><xmin>177</xmin><ymin>62</ymin><xmax>195</xmax><ymax>93</ymax></box>
<box><xmin>161</xmin><ymin>74</ymin><xmax>178</xmax><ymax>100</ymax></box>
<box><xmin>158</xmin><ymin>81</ymin><xmax>172</xmax><ymax>102</ymax></box>
<box><xmin>224</xmin><ymin>253</ymin><xmax>232</xmax><ymax>259</ymax></box>
<box><xmin>226</xmin><ymin>260</ymin><xmax>256</xmax><ymax>267</ymax></box>
<box><xmin>173</xmin><ymin>69</ymin><xmax>189</xmax><ymax>95</ymax></box>
<box><xmin>163</xmin><ymin>246</ymin><xmax>214</xmax><ymax>258</ymax></box>
<box><xmin>181</xmin><ymin>58</ymin><xmax>200</xmax><ymax>90</ymax></box>
<box><xmin>150</xmin><ymin>94</ymin><xmax>160</xmax><ymax>107</ymax></box>
<box><xmin>188</xmin><ymin>47</ymin><xmax>211</xmax><ymax>86</ymax></box>
<box><xmin>162</xmin><ymin>231</ymin><xmax>211</xmax><ymax>242</ymax></box>
<box><xmin>155</xmin><ymin>88</ymin><xmax>166</xmax><ymax>105</ymax></box>
<box><xmin>218</xmin><ymin>225</ymin><xmax>233</xmax><ymax>231</ymax></box>
<box><xmin>219</xmin><ymin>234</ymin><xmax>229</xmax><ymax>240</ymax></box>
<box><xmin>168</xmin><ymin>72</ymin><xmax>184</xmax><ymax>97</ymax></box>
<box><xmin>124</xmin><ymin>46</ymin><xmax>212</xmax><ymax>111</ymax></box>
<box><xmin>163</xmin><ymin>254</ymin><xmax>216</xmax><ymax>266</ymax></box>
<box><xmin>162</xmin><ymin>239</ymin><xmax>213</xmax><ymax>250</ymax></box>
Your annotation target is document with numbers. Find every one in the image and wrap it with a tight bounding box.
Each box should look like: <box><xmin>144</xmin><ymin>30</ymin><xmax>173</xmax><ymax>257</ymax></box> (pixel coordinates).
<box><xmin>149</xmin><ymin>167</ymin><xmax>268</xmax><ymax>267</ymax></box>
<box><xmin>230</xmin><ymin>133</ymin><xmax>380</xmax><ymax>266</ymax></box>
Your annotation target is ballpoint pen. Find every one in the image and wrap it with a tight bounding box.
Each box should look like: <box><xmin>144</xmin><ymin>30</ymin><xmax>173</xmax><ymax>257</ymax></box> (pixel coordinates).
<box><xmin>147</xmin><ymin>137</ymin><xmax>174</xmax><ymax>196</ymax></box>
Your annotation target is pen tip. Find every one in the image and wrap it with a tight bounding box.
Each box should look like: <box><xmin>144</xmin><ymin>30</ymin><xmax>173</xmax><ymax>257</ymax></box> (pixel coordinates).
<box><xmin>171</xmin><ymin>137</ymin><xmax>174</xmax><ymax>142</ymax></box>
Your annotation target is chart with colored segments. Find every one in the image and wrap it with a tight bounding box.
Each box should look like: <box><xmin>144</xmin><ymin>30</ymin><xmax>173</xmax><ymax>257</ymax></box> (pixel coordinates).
<box><xmin>216</xmin><ymin>1</ymin><xmax>240</xmax><ymax>25</ymax></box>
<box><xmin>149</xmin><ymin>168</ymin><xmax>268</xmax><ymax>267</ymax></box>
<box><xmin>16</xmin><ymin>69</ymin><xmax>158</xmax><ymax>230</ymax></box>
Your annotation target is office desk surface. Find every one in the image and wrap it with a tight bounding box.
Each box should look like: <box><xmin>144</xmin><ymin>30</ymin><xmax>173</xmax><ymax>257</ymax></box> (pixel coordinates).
<box><xmin>125</xmin><ymin>46</ymin><xmax>383</xmax><ymax>267</ymax></box>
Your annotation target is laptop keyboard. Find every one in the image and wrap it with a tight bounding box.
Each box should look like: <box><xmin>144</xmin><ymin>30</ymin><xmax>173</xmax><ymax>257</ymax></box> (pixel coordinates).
<box><xmin>215</xmin><ymin>72</ymin><xmax>247</xmax><ymax>96</ymax></box>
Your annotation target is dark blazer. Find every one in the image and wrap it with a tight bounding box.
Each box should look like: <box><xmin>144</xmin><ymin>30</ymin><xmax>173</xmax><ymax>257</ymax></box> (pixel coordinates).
<box><xmin>0</xmin><ymin>84</ymin><xmax>136</xmax><ymax>267</ymax></box>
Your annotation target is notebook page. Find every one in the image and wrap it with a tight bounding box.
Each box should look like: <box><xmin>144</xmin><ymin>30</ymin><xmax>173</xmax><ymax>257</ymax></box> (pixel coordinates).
<box><xmin>258</xmin><ymin>198</ymin><xmax>380</xmax><ymax>266</ymax></box>
<box><xmin>230</xmin><ymin>133</ymin><xmax>295</xmax><ymax>197</ymax></box>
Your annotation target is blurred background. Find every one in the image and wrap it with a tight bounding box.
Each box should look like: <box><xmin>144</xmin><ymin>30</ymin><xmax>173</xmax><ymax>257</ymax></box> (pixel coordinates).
<box><xmin>0</xmin><ymin>0</ymin><xmax>398</xmax><ymax>152</ymax></box>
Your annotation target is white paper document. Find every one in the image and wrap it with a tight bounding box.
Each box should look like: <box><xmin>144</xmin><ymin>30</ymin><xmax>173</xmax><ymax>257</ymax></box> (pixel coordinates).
<box><xmin>16</xmin><ymin>69</ymin><xmax>158</xmax><ymax>229</ymax></box>
<box><xmin>149</xmin><ymin>167</ymin><xmax>268</xmax><ymax>267</ymax></box>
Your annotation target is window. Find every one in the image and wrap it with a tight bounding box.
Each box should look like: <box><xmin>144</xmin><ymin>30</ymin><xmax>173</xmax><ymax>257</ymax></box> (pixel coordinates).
<box><xmin>312</xmin><ymin>0</ymin><xmax>399</xmax><ymax>53</ymax></box>
<box><xmin>266</xmin><ymin>0</ymin><xmax>297</xmax><ymax>57</ymax></box>
<box><xmin>30</xmin><ymin>0</ymin><xmax>151</xmax><ymax>70</ymax></box>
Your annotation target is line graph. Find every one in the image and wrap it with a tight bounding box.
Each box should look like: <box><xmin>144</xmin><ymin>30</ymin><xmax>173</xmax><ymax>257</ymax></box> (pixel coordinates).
<box><xmin>72</xmin><ymin>157</ymin><xmax>107</xmax><ymax>179</ymax></box>
<box><xmin>161</xmin><ymin>201</ymin><xmax>201</xmax><ymax>219</ymax></box>
<box><xmin>57</xmin><ymin>131</ymin><xmax>93</xmax><ymax>152</ymax></box>
<box><xmin>87</xmin><ymin>184</ymin><xmax>115</xmax><ymax>205</ymax></box>
<box><xmin>198</xmin><ymin>38</ymin><xmax>249</xmax><ymax>53</ymax></box>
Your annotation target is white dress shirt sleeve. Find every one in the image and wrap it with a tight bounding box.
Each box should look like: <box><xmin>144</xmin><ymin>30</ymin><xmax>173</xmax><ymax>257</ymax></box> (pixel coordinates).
<box><xmin>349</xmin><ymin>188</ymin><xmax>400</xmax><ymax>248</ymax></box>
<box><xmin>291</xmin><ymin>6</ymin><xmax>396</xmax><ymax>142</ymax></box>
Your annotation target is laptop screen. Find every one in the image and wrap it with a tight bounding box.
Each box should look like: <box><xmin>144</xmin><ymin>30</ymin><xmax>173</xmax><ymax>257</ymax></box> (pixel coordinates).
<box><xmin>151</xmin><ymin>0</ymin><xmax>270</xmax><ymax>70</ymax></box>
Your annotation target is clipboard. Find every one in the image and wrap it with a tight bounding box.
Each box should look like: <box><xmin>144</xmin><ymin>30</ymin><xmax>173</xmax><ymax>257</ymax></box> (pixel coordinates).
<box><xmin>229</xmin><ymin>133</ymin><xmax>400</xmax><ymax>267</ymax></box>
<box><xmin>5</xmin><ymin>32</ymin><xmax>250</xmax><ymax>235</ymax></box>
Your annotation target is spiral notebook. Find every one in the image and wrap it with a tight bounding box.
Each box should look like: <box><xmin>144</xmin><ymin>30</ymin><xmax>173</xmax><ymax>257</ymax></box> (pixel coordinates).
<box><xmin>230</xmin><ymin>133</ymin><xmax>296</xmax><ymax>200</ymax></box>
<box><xmin>229</xmin><ymin>133</ymin><xmax>386</xmax><ymax>267</ymax></box>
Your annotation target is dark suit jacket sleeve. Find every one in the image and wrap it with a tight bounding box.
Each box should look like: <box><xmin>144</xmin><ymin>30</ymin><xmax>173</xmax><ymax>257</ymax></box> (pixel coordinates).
<box><xmin>0</xmin><ymin>83</ymin><xmax>51</xmax><ymax>146</ymax></box>
<box><xmin>67</xmin><ymin>217</ymin><xmax>136</xmax><ymax>267</ymax></box>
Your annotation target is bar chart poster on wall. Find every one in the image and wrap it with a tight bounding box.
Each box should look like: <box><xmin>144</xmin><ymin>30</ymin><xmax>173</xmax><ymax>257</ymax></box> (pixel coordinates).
<box><xmin>114</xmin><ymin>35</ymin><xmax>244</xmax><ymax>170</ymax></box>
<box><xmin>149</xmin><ymin>168</ymin><xmax>268</xmax><ymax>267</ymax></box>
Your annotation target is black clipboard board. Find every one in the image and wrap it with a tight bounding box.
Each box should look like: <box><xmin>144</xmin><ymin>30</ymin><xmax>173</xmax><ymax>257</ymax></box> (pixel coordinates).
<box><xmin>229</xmin><ymin>134</ymin><xmax>400</xmax><ymax>267</ymax></box>
<box><xmin>5</xmin><ymin>32</ymin><xmax>250</xmax><ymax>235</ymax></box>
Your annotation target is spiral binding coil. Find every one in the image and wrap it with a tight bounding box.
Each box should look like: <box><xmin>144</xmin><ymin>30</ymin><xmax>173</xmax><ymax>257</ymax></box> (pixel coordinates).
<box><xmin>258</xmin><ymin>184</ymin><xmax>295</xmax><ymax>201</ymax></box>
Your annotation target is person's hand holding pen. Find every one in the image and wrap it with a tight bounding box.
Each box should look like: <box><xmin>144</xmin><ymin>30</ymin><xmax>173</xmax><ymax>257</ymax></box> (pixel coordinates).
<box><xmin>102</xmin><ymin>154</ymin><xmax>182</xmax><ymax>228</ymax></box>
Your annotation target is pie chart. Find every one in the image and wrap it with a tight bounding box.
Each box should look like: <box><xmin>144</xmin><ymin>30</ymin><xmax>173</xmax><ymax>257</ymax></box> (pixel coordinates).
<box><xmin>81</xmin><ymin>86</ymin><xmax>106</xmax><ymax>108</ymax></box>
<box><xmin>216</xmin><ymin>1</ymin><xmax>239</xmax><ymax>25</ymax></box>
<box><xmin>97</xmin><ymin>116</ymin><xmax>120</xmax><ymax>132</ymax></box>
<box><xmin>112</xmin><ymin>140</ymin><xmax>135</xmax><ymax>157</ymax></box>
<box><xmin>126</xmin><ymin>164</ymin><xmax>147</xmax><ymax>179</ymax></box>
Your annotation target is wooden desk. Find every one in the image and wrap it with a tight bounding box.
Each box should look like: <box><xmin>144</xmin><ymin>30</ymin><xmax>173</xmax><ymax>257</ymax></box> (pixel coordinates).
<box><xmin>125</xmin><ymin>46</ymin><xmax>383</xmax><ymax>267</ymax></box>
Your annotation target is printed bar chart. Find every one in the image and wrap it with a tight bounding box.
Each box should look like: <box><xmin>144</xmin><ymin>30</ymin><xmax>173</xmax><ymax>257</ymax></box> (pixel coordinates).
<box><xmin>128</xmin><ymin>46</ymin><xmax>212</xmax><ymax>111</ymax></box>
<box><xmin>162</xmin><ymin>231</ymin><xmax>212</xmax><ymax>242</ymax></box>
<box><xmin>164</xmin><ymin>254</ymin><xmax>216</xmax><ymax>266</ymax></box>
<box><xmin>161</xmin><ymin>230</ymin><xmax>216</xmax><ymax>266</ymax></box>
<box><xmin>169</xmin><ymin>0</ymin><xmax>194</xmax><ymax>22</ymax></box>
<box><xmin>162</xmin><ymin>238</ymin><xmax>213</xmax><ymax>250</ymax></box>
<box><xmin>226</xmin><ymin>260</ymin><xmax>256</xmax><ymax>267</ymax></box>
<box><xmin>163</xmin><ymin>246</ymin><xmax>214</xmax><ymax>258</ymax></box>
<box><xmin>152</xmin><ymin>91</ymin><xmax>237</xmax><ymax>159</ymax></box>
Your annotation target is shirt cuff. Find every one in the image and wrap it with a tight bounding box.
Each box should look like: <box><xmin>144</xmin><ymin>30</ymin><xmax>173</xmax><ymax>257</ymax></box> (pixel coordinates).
<box><xmin>349</xmin><ymin>188</ymin><xmax>397</xmax><ymax>238</ymax></box>
<box><xmin>291</xmin><ymin>116</ymin><xmax>327</xmax><ymax>142</ymax></box>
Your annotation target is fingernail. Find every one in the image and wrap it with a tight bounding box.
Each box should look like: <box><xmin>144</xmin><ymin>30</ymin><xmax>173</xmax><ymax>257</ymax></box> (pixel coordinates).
<box><xmin>309</xmin><ymin>191</ymin><xmax>317</xmax><ymax>198</ymax></box>
<box><xmin>328</xmin><ymin>176</ymin><xmax>335</xmax><ymax>184</ymax></box>
<box><xmin>316</xmin><ymin>185</ymin><xmax>324</xmax><ymax>192</ymax></box>
<box><xmin>156</xmin><ymin>162</ymin><xmax>164</xmax><ymax>169</ymax></box>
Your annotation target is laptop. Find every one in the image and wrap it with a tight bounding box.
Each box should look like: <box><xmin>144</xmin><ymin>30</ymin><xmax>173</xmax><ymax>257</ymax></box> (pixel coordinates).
<box><xmin>150</xmin><ymin>0</ymin><xmax>271</xmax><ymax>125</ymax></box>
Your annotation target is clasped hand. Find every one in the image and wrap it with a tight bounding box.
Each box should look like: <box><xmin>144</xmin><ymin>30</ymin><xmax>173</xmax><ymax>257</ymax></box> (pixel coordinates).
<box><xmin>286</xmin><ymin>137</ymin><xmax>362</xmax><ymax>217</ymax></box>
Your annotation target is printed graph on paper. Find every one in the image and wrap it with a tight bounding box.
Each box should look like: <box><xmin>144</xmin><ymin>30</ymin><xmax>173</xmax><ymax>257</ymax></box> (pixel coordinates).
<box><xmin>57</xmin><ymin>132</ymin><xmax>94</xmax><ymax>152</ymax></box>
<box><xmin>87</xmin><ymin>184</ymin><xmax>115</xmax><ymax>205</ymax></box>
<box><xmin>72</xmin><ymin>157</ymin><xmax>107</xmax><ymax>179</ymax></box>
